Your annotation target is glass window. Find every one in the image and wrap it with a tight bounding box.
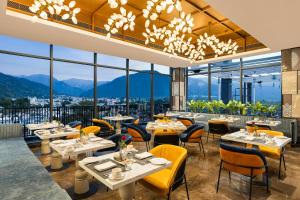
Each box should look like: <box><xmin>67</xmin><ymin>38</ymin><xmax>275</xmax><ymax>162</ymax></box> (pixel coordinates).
<box><xmin>129</xmin><ymin>71</ymin><xmax>151</xmax><ymax>119</ymax></box>
<box><xmin>53</xmin><ymin>45</ymin><xmax>93</xmax><ymax>62</ymax></box>
<box><xmin>154</xmin><ymin>64</ymin><xmax>170</xmax><ymax>75</ymax></box>
<box><xmin>53</xmin><ymin>61</ymin><xmax>94</xmax><ymax>104</ymax></box>
<box><xmin>98</xmin><ymin>54</ymin><xmax>126</xmax><ymax>68</ymax></box>
<box><xmin>0</xmin><ymin>54</ymin><xmax>50</xmax><ymax>124</ymax></box>
<box><xmin>96</xmin><ymin>67</ymin><xmax>127</xmax><ymax>117</ymax></box>
<box><xmin>0</xmin><ymin>35</ymin><xmax>49</xmax><ymax>56</ymax></box>
<box><xmin>188</xmin><ymin>74</ymin><xmax>208</xmax><ymax>101</ymax></box>
<box><xmin>129</xmin><ymin>60</ymin><xmax>151</xmax><ymax>71</ymax></box>
<box><xmin>243</xmin><ymin>66</ymin><xmax>281</xmax><ymax>104</ymax></box>
<box><xmin>154</xmin><ymin>73</ymin><xmax>170</xmax><ymax>114</ymax></box>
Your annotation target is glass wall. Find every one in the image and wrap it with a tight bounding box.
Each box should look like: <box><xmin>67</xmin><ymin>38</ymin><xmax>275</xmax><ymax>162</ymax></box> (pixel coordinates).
<box><xmin>187</xmin><ymin>52</ymin><xmax>282</xmax><ymax>115</ymax></box>
<box><xmin>0</xmin><ymin>34</ymin><xmax>172</xmax><ymax>127</ymax></box>
<box><xmin>187</xmin><ymin>74</ymin><xmax>208</xmax><ymax>101</ymax></box>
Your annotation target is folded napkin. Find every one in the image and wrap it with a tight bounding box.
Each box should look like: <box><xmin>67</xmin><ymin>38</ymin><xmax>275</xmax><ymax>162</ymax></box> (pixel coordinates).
<box><xmin>94</xmin><ymin>161</ymin><xmax>117</xmax><ymax>172</ymax></box>
<box><xmin>135</xmin><ymin>152</ymin><xmax>153</xmax><ymax>159</ymax></box>
<box><xmin>81</xmin><ymin>157</ymin><xmax>100</xmax><ymax>164</ymax></box>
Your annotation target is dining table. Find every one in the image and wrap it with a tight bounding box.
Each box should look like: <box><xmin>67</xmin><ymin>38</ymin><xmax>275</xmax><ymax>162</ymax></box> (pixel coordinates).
<box><xmin>79</xmin><ymin>151</ymin><xmax>171</xmax><ymax>200</ymax></box>
<box><xmin>221</xmin><ymin>131</ymin><xmax>292</xmax><ymax>149</ymax></box>
<box><xmin>50</xmin><ymin>137</ymin><xmax>115</xmax><ymax>194</ymax></box>
<box><xmin>246</xmin><ymin>120</ymin><xmax>281</xmax><ymax>127</ymax></box>
<box><xmin>103</xmin><ymin>115</ymin><xmax>134</xmax><ymax>132</ymax></box>
<box><xmin>146</xmin><ymin>120</ymin><xmax>187</xmax><ymax>134</ymax></box>
<box><xmin>34</xmin><ymin>126</ymin><xmax>78</xmax><ymax>154</ymax></box>
<box><xmin>210</xmin><ymin>116</ymin><xmax>240</xmax><ymax>123</ymax></box>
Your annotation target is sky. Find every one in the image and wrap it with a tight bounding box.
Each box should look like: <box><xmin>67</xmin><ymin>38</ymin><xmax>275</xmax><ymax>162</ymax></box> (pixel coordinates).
<box><xmin>0</xmin><ymin>35</ymin><xmax>170</xmax><ymax>81</ymax></box>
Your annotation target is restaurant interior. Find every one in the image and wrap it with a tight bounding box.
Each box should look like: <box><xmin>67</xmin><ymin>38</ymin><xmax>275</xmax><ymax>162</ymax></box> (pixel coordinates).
<box><xmin>0</xmin><ymin>0</ymin><xmax>300</xmax><ymax>200</ymax></box>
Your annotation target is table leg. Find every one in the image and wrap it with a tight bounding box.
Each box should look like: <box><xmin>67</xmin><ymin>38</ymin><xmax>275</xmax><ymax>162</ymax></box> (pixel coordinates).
<box><xmin>118</xmin><ymin>182</ymin><xmax>135</xmax><ymax>200</ymax></box>
<box><xmin>41</xmin><ymin>139</ymin><xmax>51</xmax><ymax>154</ymax></box>
<box><xmin>74</xmin><ymin>154</ymin><xmax>89</xmax><ymax>195</ymax></box>
<box><xmin>50</xmin><ymin>150</ymin><xmax>63</xmax><ymax>170</ymax></box>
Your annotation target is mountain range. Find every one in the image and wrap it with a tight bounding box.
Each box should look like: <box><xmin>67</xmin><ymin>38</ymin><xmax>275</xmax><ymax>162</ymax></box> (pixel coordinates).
<box><xmin>0</xmin><ymin>71</ymin><xmax>280</xmax><ymax>102</ymax></box>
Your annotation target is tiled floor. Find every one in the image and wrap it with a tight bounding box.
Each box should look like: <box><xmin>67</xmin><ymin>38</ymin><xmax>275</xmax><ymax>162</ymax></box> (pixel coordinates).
<box><xmin>30</xmin><ymin>138</ymin><xmax>300</xmax><ymax>200</ymax></box>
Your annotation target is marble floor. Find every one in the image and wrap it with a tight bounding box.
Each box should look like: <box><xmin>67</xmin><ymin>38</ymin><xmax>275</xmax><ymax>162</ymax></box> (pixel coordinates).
<box><xmin>30</xmin><ymin>138</ymin><xmax>300</xmax><ymax>200</ymax></box>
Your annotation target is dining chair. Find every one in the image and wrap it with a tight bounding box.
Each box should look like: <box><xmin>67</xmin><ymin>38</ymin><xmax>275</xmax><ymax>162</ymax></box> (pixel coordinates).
<box><xmin>246</xmin><ymin>125</ymin><xmax>271</xmax><ymax>133</ymax></box>
<box><xmin>140</xmin><ymin>144</ymin><xmax>189</xmax><ymax>200</ymax></box>
<box><xmin>126</xmin><ymin>124</ymin><xmax>151</xmax><ymax>151</ymax></box>
<box><xmin>153</xmin><ymin>128</ymin><xmax>179</xmax><ymax>147</ymax></box>
<box><xmin>177</xmin><ymin>117</ymin><xmax>194</xmax><ymax>127</ymax></box>
<box><xmin>92</xmin><ymin>118</ymin><xmax>115</xmax><ymax>137</ymax></box>
<box><xmin>217</xmin><ymin>143</ymin><xmax>269</xmax><ymax>200</ymax></box>
<box><xmin>179</xmin><ymin>124</ymin><xmax>206</xmax><ymax>156</ymax></box>
<box><xmin>207</xmin><ymin>120</ymin><xmax>230</xmax><ymax>142</ymax></box>
<box><xmin>256</xmin><ymin>130</ymin><xmax>287</xmax><ymax>179</ymax></box>
<box><xmin>67</xmin><ymin>121</ymin><xmax>82</xmax><ymax>130</ymax></box>
<box><xmin>66</xmin><ymin>121</ymin><xmax>82</xmax><ymax>139</ymax></box>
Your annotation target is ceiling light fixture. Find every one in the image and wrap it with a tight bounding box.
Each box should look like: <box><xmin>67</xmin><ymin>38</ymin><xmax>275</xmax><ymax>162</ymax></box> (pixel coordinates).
<box><xmin>105</xmin><ymin>0</ymin><xmax>136</xmax><ymax>38</ymax></box>
<box><xmin>29</xmin><ymin>0</ymin><xmax>80</xmax><ymax>24</ymax></box>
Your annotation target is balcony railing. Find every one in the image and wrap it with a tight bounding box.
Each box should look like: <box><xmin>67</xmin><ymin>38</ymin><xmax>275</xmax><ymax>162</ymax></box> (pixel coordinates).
<box><xmin>0</xmin><ymin>104</ymin><xmax>169</xmax><ymax>138</ymax></box>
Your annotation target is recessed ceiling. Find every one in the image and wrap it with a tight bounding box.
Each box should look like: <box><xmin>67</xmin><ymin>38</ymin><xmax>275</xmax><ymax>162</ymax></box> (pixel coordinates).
<box><xmin>5</xmin><ymin>0</ymin><xmax>265</xmax><ymax>63</ymax></box>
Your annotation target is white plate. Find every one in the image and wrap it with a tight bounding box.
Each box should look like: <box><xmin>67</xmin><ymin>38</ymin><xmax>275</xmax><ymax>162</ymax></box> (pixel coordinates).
<box><xmin>149</xmin><ymin>158</ymin><xmax>168</xmax><ymax>165</ymax></box>
<box><xmin>52</xmin><ymin>140</ymin><xmax>64</xmax><ymax>144</ymax></box>
<box><xmin>90</xmin><ymin>137</ymin><xmax>103</xmax><ymax>142</ymax></box>
<box><xmin>100</xmin><ymin>140</ymin><xmax>113</xmax><ymax>144</ymax></box>
<box><xmin>276</xmin><ymin>136</ymin><xmax>288</xmax><ymax>139</ymax></box>
<box><xmin>109</xmin><ymin>173</ymin><xmax>125</xmax><ymax>181</ymax></box>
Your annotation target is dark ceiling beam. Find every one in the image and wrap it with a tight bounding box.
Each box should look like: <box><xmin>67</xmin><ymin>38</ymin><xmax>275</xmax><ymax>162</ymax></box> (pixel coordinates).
<box><xmin>184</xmin><ymin>0</ymin><xmax>245</xmax><ymax>39</ymax></box>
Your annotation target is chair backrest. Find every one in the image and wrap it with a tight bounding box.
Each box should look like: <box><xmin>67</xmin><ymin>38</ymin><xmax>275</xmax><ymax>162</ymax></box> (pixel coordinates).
<box><xmin>256</xmin><ymin>130</ymin><xmax>283</xmax><ymax>137</ymax></box>
<box><xmin>82</xmin><ymin>126</ymin><xmax>101</xmax><ymax>136</ymax></box>
<box><xmin>246</xmin><ymin>125</ymin><xmax>270</xmax><ymax>133</ymax></box>
<box><xmin>92</xmin><ymin>119</ymin><xmax>114</xmax><ymax>131</ymax></box>
<box><xmin>127</xmin><ymin>124</ymin><xmax>150</xmax><ymax>141</ymax></box>
<box><xmin>177</xmin><ymin>117</ymin><xmax>194</xmax><ymax>127</ymax></box>
<box><xmin>219</xmin><ymin>143</ymin><xmax>267</xmax><ymax>176</ymax></box>
<box><xmin>153</xmin><ymin>128</ymin><xmax>179</xmax><ymax>147</ymax></box>
<box><xmin>208</xmin><ymin>120</ymin><xmax>229</xmax><ymax>135</ymax></box>
<box><xmin>68</xmin><ymin>121</ymin><xmax>82</xmax><ymax>130</ymax></box>
<box><xmin>187</xmin><ymin>125</ymin><xmax>206</xmax><ymax>139</ymax></box>
<box><xmin>150</xmin><ymin>145</ymin><xmax>187</xmax><ymax>189</ymax></box>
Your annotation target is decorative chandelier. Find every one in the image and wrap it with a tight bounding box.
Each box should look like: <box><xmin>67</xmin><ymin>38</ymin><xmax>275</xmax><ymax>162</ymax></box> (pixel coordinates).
<box><xmin>28</xmin><ymin>0</ymin><xmax>238</xmax><ymax>62</ymax></box>
<box><xmin>29</xmin><ymin>0</ymin><xmax>80</xmax><ymax>24</ymax></box>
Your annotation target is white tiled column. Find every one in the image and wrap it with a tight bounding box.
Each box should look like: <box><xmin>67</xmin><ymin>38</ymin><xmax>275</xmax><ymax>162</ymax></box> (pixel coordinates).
<box><xmin>171</xmin><ymin>68</ymin><xmax>186</xmax><ymax>111</ymax></box>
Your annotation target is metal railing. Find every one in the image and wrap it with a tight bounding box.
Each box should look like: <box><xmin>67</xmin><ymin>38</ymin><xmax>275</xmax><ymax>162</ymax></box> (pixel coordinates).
<box><xmin>0</xmin><ymin>104</ymin><xmax>170</xmax><ymax>138</ymax></box>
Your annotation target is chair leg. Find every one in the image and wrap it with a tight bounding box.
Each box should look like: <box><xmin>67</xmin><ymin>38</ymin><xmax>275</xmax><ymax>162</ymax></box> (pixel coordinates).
<box><xmin>278</xmin><ymin>155</ymin><xmax>282</xmax><ymax>179</ymax></box>
<box><xmin>228</xmin><ymin>171</ymin><xmax>231</xmax><ymax>182</ymax></box>
<box><xmin>200</xmin><ymin>138</ymin><xmax>205</xmax><ymax>157</ymax></box>
<box><xmin>216</xmin><ymin>160</ymin><xmax>223</xmax><ymax>192</ymax></box>
<box><xmin>206</xmin><ymin>132</ymin><xmax>210</xmax><ymax>143</ymax></box>
<box><xmin>145</xmin><ymin>142</ymin><xmax>149</xmax><ymax>151</ymax></box>
<box><xmin>184</xmin><ymin>174</ymin><xmax>190</xmax><ymax>200</ymax></box>
<box><xmin>283</xmin><ymin>154</ymin><xmax>286</xmax><ymax>171</ymax></box>
<box><xmin>266</xmin><ymin>167</ymin><xmax>269</xmax><ymax>193</ymax></box>
<box><xmin>167</xmin><ymin>188</ymin><xmax>172</xmax><ymax>200</ymax></box>
<box><xmin>249</xmin><ymin>169</ymin><xmax>253</xmax><ymax>200</ymax></box>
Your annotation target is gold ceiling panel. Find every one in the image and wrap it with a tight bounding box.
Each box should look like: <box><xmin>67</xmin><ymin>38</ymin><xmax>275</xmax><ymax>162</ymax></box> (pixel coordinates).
<box><xmin>7</xmin><ymin>0</ymin><xmax>266</xmax><ymax>60</ymax></box>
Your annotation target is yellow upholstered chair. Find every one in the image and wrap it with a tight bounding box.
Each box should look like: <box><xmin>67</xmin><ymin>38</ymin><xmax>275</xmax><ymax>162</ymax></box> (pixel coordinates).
<box><xmin>140</xmin><ymin>145</ymin><xmax>189</xmax><ymax>200</ymax></box>
<box><xmin>256</xmin><ymin>130</ymin><xmax>286</xmax><ymax>178</ymax></box>
<box><xmin>246</xmin><ymin>125</ymin><xmax>270</xmax><ymax>133</ymax></box>
<box><xmin>179</xmin><ymin>124</ymin><xmax>206</xmax><ymax>156</ymax></box>
<box><xmin>153</xmin><ymin>128</ymin><xmax>179</xmax><ymax>147</ymax></box>
<box><xmin>92</xmin><ymin>119</ymin><xmax>114</xmax><ymax>137</ymax></box>
<box><xmin>217</xmin><ymin>143</ymin><xmax>269</xmax><ymax>200</ymax></box>
<box><xmin>68</xmin><ymin>126</ymin><xmax>101</xmax><ymax>139</ymax></box>
<box><xmin>177</xmin><ymin>117</ymin><xmax>194</xmax><ymax>127</ymax></box>
<box><xmin>127</xmin><ymin>124</ymin><xmax>151</xmax><ymax>151</ymax></box>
